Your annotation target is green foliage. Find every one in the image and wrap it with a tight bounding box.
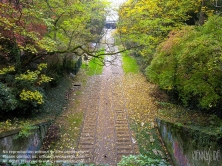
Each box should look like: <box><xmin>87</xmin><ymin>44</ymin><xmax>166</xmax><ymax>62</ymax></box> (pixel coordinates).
<box><xmin>0</xmin><ymin>66</ymin><xmax>15</xmax><ymax>75</ymax></box>
<box><xmin>45</xmin><ymin>55</ymin><xmax>81</xmax><ymax>86</ymax></box>
<box><xmin>117</xmin><ymin>0</ymin><xmax>218</xmax><ymax>75</ymax></box>
<box><xmin>0</xmin><ymin>83</ymin><xmax>18</xmax><ymax>111</ymax></box>
<box><xmin>16</xmin><ymin>70</ymin><xmax>39</xmax><ymax>82</ymax></box>
<box><xmin>15</xmin><ymin>63</ymin><xmax>52</xmax><ymax>85</ymax></box>
<box><xmin>0</xmin><ymin>0</ymin><xmax>109</xmax><ymax>82</ymax></box>
<box><xmin>118</xmin><ymin>154</ymin><xmax>170</xmax><ymax>166</ymax></box>
<box><xmin>0</xmin><ymin>63</ymin><xmax>52</xmax><ymax>113</ymax></box>
<box><xmin>16</xmin><ymin>122</ymin><xmax>38</xmax><ymax>138</ymax></box>
<box><xmin>118</xmin><ymin>0</ymin><xmax>204</xmax><ymax>68</ymax></box>
<box><xmin>46</xmin><ymin>60</ymin><xmax>64</xmax><ymax>86</ymax></box>
<box><xmin>0</xmin><ymin>0</ymin><xmax>55</xmax><ymax>67</ymax></box>
<box><xmin>62</xmin><ymin>56</ymin><xmax>78</xmax><ymax>73</ymax></box>
<box><xmin>158</xmin><ymin>103</ymin><xmax>222</xmax><ymax>138</ymax></box>
<box><xmin>0</xmin><ymin>120</ymin><xmax>38</xmax><ymax>139</ymax></box>
<box><xmin>147</xmin><ymin>16</ymin><xmax>222</xmax><ymax>110</ymax></box>
<box><xmin>42</xmin><ymin>75</ymin><xmax>73</xmax><ymax>117</ymax></box>
<box><xmin>2</xmin><ymin>161</ymin><xmax>53</xmax><ymax>166</ymax></box>
<box><xmin>20</xmin><ymin>90</ymin><xmax>44</xmax><ymax>105</ymax></box>
<box><xmin>122</xmin><ymin>51</ymin><xmax>140</xmax><ymax>74</ymax></box>
<box><xmin>0</xmin><ymin>0</ymin><xmax>109</xmax><ymax>113</ymax></box>
<box><xmin>86</xmin><ymin>58</ymin><xmax>103</xmax><ymax>76</ymax></box>
<box><xmin>82</xmin><ymin>49</ymin><xmax>105</xmax><ymax>76</ymax></box>
<box><xmin>40</xmin><ymin>0</ymin><xmax>108</xmax><ymax>52</ymax></box>
<box><xmin>0</xmin><ymin>119</ymin><xmax>16</xmax><ymax>132</ymax></box>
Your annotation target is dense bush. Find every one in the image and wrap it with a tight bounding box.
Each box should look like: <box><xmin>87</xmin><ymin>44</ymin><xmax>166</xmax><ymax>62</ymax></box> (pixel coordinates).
<box><xmin>118</xmin><ymin>155</ymin><xmax>169</xmax><ymax>166</ymax></box>
<box><xmin>0</xmin><ymin>63</ymin><xmax>52</xmax><ymax>114</ymax></box>
<box><xmin>146</xmin><ymin>16</ymin><xmax>222</xmax><ymax>110</ymax></box>
<box><xmin>45</xmin><ymin>54</ymin><xmax>80</xmax><ymax>86</ymax></box>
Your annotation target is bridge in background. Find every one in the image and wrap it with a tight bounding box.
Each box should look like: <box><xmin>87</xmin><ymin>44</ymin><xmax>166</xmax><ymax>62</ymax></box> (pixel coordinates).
<box><xmin>105</xmin><ymin>21</ymin><xmax>117</xmax><ymax>29</ymax></box>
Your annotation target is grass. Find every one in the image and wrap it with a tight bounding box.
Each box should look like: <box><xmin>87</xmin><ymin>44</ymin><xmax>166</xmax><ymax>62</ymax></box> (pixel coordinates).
<box><xmin>52</xmin><ymin>111</ymin><xmax>84</xmax><ymax>150</ymax></box>
<box><xmin>81</xmin><ymin>48</ymin><xmax>105</xmax><ymax>76</ymax></box>
<box><xmin>122</xmin><ymin>51</ymin><xmax>140</xmax><ymax>74</ymax></box>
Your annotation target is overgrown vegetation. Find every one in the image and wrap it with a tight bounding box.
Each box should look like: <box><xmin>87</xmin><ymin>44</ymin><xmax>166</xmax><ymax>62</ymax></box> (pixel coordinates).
<box><xmin>120</xmin><ymin>46</ymin><xmax>222</xmax><ymax>165</ymax></box>
<box><xmin>118</xmin><ymin>154</ymin><xmax>170</xmax><ymax>166</ymax></box>
<box><xmin>41</xmin><ymin>75</ymin><xmax>74</xmax><ymax>118</ymax></box>
<box><xmin>1</xmin><ymin>0</ymin><xmax>222</xmax><ymax>165</ymax></box>
<box><xmin>0</xmin><ymin>63</ymin><xmax>52</xmax><ymax>115</ymax></box>
<box><xmin>16</xmin><ymin>122</ymin><xmax>38</xmax><ymax>138</ymax></box>
<box><xmin>118</xmin><ymin>0</ymin><xmax>213</xmax><ymax>65</ymax></box>
<box><xmin>0</xmin><ymin>119</ymin><xmax>41</xmax><ymax>137</ymax></box>
<box><xmin>122</xmin><ymin>51</ymin><xmax>140</xmax><ymax>74</ymax></box>
<box><xmin>0</xmin><ymin>0</ymin><xmax>110</xmax><ymax>144</ymax></box>
<box><xmin>45</xmin><ymin>55</ymin><xmax>81</xmax><ymax>87</ymax></box>
<box><xmin>81</xmin><ymin>48</ymin><xmax>105</xmax><ymax>76</ymax></box>
<box><xmin>0</xmin><ymin>0</ymin><xmax>108</xmax><ymax>118</ymax></box>
<box><xmin>118</xmin><ymin>0</ymin><xmax>222</xmax><ymax>115</ymax></box>
<box><xmin>40</xmin><ymin>69</ymin><xmax>87</xmax><ymax>153</ymax></box>
<box><xmin>157</xmin><ymin>102</ymin><xmax>222</xmax><ymax>138</ymax></box>
<box><xmin>147</xmin><ymin>16</ymin><xmax>222</xmax><ymax>112</ymax></box>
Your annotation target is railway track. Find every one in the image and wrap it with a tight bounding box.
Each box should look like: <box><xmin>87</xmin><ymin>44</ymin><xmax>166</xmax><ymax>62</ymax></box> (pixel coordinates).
<box><xmin>77</xmin><ymin>76</ymin><xmax>102</xmax><ymax>163</ymax></box>
<box><xmin>111</xmin><ymin>56</ymin><xmax>139</xmax><ymax>162</ymax></box>
<box><xmin>77</xmin><ymin>54</ymin><xmax>139</xmax><ymax>166</ymax></box>
<box><xmin>77</xmin><ymin>33</ymin><xmax>139</xmax><ymax>165</ymax></box>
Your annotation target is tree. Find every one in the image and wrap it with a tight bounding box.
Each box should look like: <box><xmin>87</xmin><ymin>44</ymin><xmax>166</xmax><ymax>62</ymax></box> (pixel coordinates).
<box><xmin>0</xmin><ymin>0</ymin><xmax>111</xmax><ymax>113</ymax></box>
<box><xmin>0</xmin><ymin>0</ymin><xmax>54</xmax><ymax>70</ymax></box>
<box><xmin>146</xmin><ymin>16</ymin><xmax>222</xmax><ymax>111</ymax></box>
<box><xmin>117</xmin><ymin>0</ymin><xmax>215</xmax><ymax>68</ymax></box>
<box><xmin>0</xmin><ymin>0</ymin><xmax>111</xmax><ymax>68</ymax></box>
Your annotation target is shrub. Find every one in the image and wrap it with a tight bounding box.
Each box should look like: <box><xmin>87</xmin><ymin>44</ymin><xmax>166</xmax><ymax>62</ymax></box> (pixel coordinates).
<box><xmin>0</xmin><ymin>83</ymin><xmax>18</xmax><ymax>111</ymax></box>
<box><xmin>45</xmin><ymin>54</ymin><xmax>80</xmax><ymax>86</ymax></box>
<box><xmin>117</xmin><ymin>155</ymin><xmax>169</xmax><ymax>166</ymax></box>
<box><xmin>0</xmin><ymin>63</ymin><xmax>52</xmax><ymax>113</ymax></box>
<box><xmin>146</xmin><ymin>16</ymin><xmax>222</xmax><ymax>110</ymax></box>
<box><xmin>16</xmin><ymin>122</ymin><xmax>38</xmax><ymax>138</ymax></box>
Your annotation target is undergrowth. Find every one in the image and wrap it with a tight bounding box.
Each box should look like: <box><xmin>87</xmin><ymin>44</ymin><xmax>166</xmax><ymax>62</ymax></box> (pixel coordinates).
<box><xmin>41</xmin><ymin>75</ymin><xmax>73</xmax><ymax>118</ymax></box>
<box><xmin>0</xmin><ymin>74</ymin><xmax>73</xmax><ymax>135</ymax></box>
<box><xmin>118</xmin><ymin>154</ymin><xmax>170</xmax><ymax>166</ymax></box>
<box><xmin>81</xmin><ymin>49</ymin><xmax>105</xmax><ymax>76</ymax></box>
<box><xmin>122</xmin><ymin>51</ymin><xmax>140</xmax><ymax>74</ymax></box>
<box><xmin>157</xmin><ymin>102</ymin><xmax>222</xmax><ymax>138</ymax></box>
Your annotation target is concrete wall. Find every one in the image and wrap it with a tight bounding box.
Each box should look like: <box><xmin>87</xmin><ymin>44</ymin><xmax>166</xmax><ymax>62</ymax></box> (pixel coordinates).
<box><xmin>156</xmin><ymin>119</ymin><xmax>222</xmax><ymax>166</ymax></box>
<box><xmin>0</xmin><ymin>121</ymin><xmax>51</xmax><ymax>152</ymax></box>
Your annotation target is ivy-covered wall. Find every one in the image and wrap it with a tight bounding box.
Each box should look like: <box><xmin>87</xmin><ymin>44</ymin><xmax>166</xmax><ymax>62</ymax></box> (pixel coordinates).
<box><xmin>156</xmin><ymin>119</ymin><xmax>222</xmax><ymax>166</ymax></box>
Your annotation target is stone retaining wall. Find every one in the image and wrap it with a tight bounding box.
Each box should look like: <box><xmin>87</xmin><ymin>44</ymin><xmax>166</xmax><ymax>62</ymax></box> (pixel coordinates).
<box><xmin>0</xmin><ymin>121</ymin><xmax>51</xmax><ymax>152</ymax></box>
<box><xmin>156</xmin><ymin>119</ymin><xmax>222</xmax><ymax>166</ymax></box>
